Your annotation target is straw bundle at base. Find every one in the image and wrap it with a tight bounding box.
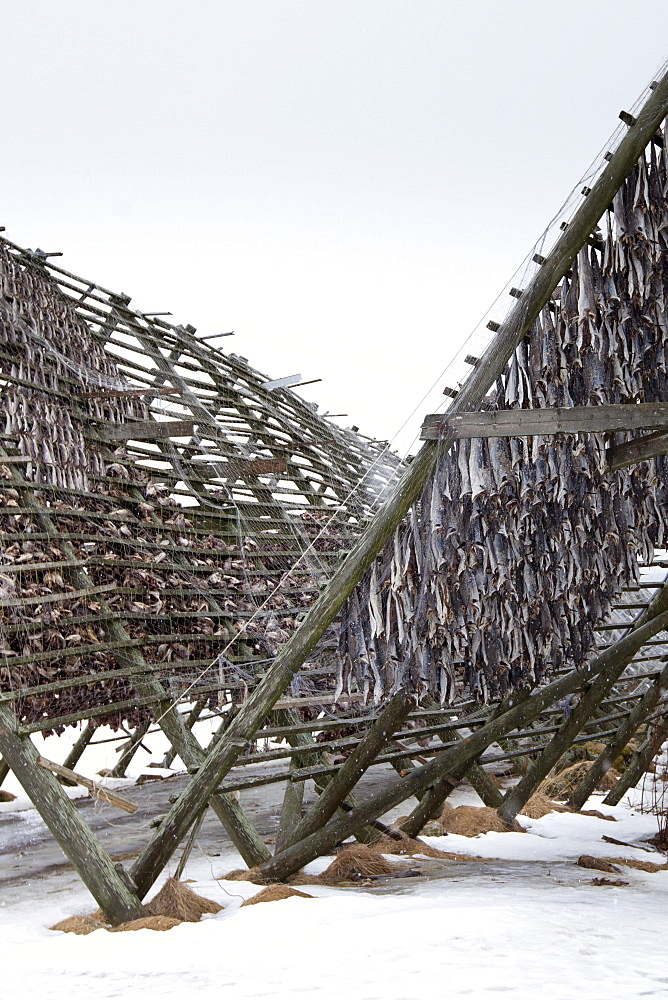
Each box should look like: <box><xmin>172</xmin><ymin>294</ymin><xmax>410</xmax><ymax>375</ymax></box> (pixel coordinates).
<box><xmin>540</xmin><ymin>762</ymin><xmax>619</xmax><ymax>799</ymax></box>
<box><xmin>579</xmin><ymin>809</ymin><xmax>616</xmax><ymax>821</ymax></box>
<box><xmin>145</xmin><ymin>877</ymin><xmax>223</xmax><ymax>922</ymax></box>
<box><xmin>110</xmin><ymin>915</ymin><xmax>182</xmax><ymax>932</ymax></box>
<box><xmin>50</xmin><ymin>914</ymin><xmax>108</xmax><ymax>935</ymax></box>
<box><xmin>439</xmin><ymin>803</ymin><xmax>523</xmax><ymax>836</ymax></box>
<box><xmin>370</xmin><ymin>833</ymin><xmax>457</xmax><ymax>861</ymax></box>
<box><xmin>319</xmin><ymin>845</ymin><xmax>401</xmax><ymax>882</ymax></box>
<box><xmin>241</xmin><ymin>885</ymin><xmax>313</xmax><ymax>906</ymax></box>
<box><xmin>222</xmin><ymin>868</ymin><xmax>270</xmax><ymax>885</ymax></box>
<box><xmin>606</xmin><ymin>857</ymin><xmax>668</xmax><ymax>873</ymax></box>
<box><xmin>577</xmin><ymin>855</ymin><xmax>621</xmax><ymax>873</ymax></box>
<box><xmin>520</xmin><ymin>793</ymin><xmax>571</xmax><ymax>819</ymax></box>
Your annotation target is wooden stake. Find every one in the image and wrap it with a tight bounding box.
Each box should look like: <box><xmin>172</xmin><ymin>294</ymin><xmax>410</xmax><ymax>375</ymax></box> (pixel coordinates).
<box><xmin>603</xmin><ymin>716</ymin><xmax>668</xmax><ymax>806</ymax></box>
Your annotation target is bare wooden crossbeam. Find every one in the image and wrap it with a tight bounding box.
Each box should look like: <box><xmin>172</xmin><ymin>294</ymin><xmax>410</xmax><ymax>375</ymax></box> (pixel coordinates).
<box><xmin>421</xmin><ymin>403</ymin><xmax>668</xmax><ymax>441</ymax></box>
<box><xmin>37</xmin><ymin>756</ymin><xmax>138</xmax><ymax>813</ymax></box>
<box><xmin>96</xmin><ymin>419</ymin><xmax>195</xmax><ymax>441</ymax></box>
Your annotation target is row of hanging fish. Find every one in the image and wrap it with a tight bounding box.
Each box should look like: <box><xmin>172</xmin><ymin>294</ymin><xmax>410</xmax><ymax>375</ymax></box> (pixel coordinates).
<box><xmin>0</xmin><ymin>246</ymin><xmax>146</xmax><ymax>489</ymax></box>
<box><xmin>337</xmin><ymin>131</ymin><xmax>668</xmax><ymax>704</ymax></box>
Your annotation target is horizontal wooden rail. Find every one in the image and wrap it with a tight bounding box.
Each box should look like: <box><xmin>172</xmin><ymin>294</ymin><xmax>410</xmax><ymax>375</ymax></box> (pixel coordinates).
<box><xmin>421</xmin><ymin>403</ymin><xmax>668</xmax><ymax>441</ymax></box>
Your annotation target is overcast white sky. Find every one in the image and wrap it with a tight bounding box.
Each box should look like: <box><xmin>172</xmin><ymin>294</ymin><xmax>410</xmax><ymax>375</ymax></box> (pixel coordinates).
<box><xmin>4</xmin><ymin>1</ymin><xmax>668</xmax><ymax>453</ymax></box>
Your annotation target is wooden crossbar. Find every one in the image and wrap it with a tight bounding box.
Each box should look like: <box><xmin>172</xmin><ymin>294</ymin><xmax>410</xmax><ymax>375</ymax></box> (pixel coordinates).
<box><xmin>421</xmin><ymin>402</ymin><xmax>668</xmax><ymax>440</ymax></box>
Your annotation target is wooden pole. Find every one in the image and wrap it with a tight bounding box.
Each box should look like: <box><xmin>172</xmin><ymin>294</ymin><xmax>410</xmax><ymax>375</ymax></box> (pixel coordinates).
<box><xmin>0</xmin><ymin>704</ymin><xmax>145</xmax><ymax>924</ymax></box>
<box><xmin>497</xmin><ymin>663</ymin><xmax>630</xmax><ymax>823</ymax></box>
<box><xmin>569</xmin><ymin>664</ymin><xmax>668</xmax><ymax>810</ymax></box>
<box><xmin>499</xmin><ymin>581</ymin><xmax>668</xmax><ymax>822</ymax></box>
<box><xmin>603</xmin><ymin>715</ymin><xmax>668</xmax><ymax>806</ymax></box>
<box><xmin>110</xmin><ymin>719</ymin><xmax>151</xmax><ymax>778</ymax></box>
<box><xmin>128</xmin><ymin>69</ymin><xmax>668</xmax><ymax>893</ymax></box>
<box><xmin>283</xmin><ymin>691</ymin><xmax>413</xmax><ymax>848</ymax></box>
<box><xmin>61</xmin><ymin>720</ymin><xmax>96</xmax><ymax>780</ymax></box>
<box><xmin>399</xmin><ymin>774</ymin><xmax>462</xmax><ymax>838</ymax></box>
<box><xmin>276</xmin><ymin>760</ymin><xmax>306</xmax><ymax>852</ymax></box>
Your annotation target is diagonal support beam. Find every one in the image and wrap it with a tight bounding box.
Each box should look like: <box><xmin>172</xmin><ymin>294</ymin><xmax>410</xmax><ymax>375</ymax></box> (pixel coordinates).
<box><xmin>283</xmin><ymin>691</ymin><xmax>413</xmax><ymax>848</ymax></box>
<box><xmin>569</xmin><ymin>662</ymin><xmax>668</xmax><ymax>810</ymax></box>
<box><xmin>499</xmin><ymin>579</ymin><xmax>668</xmax><ymax>822</ymax></box>
<box><xmin>0</xmin><ymin>703</ymin><xmax>145</xmax><ymax>925</ymax></box>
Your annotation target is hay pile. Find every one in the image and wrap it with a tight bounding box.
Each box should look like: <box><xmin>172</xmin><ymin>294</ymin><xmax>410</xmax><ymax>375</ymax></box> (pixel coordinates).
<box><xmin>319</xmin><ymin>845</ymin><xmax>402</xmax><ymax>883</ymax></box>
<box><xmin>50</xmin><ymin>914</ymin><xmax>108</xmax><ymax>936</ymax></box>
<box><xmin>110</xmin><ymin>915</ymin><xmax>182</xmax><ymax>932</ymax></box>
<box><xmin>241</xmin><ymin>885</ymin><xmax>313</xmax><ymax>906</ymax></box>
<box><xmin>51</xmin><ymin>878</ymin><xmax>223</xmax><ymax>935</ymax></box>
<box><xmin>539</xmin><ymin>761</ymin><xmax>619</xmax><ymax>800</ymax></box>
<box><xmin>519</xmin><ymin>793</ymin><xmax>571</xmax><ymax>819</ymax></box>
<box><xmin>145</xmin><ymin>877</ymin><xmax>223</xmax><ymax>922</ymax></box>
<box><xmin>438</xmin><ymin>803</ymin><xmax>523</xmax><ymax>836</ymax></box>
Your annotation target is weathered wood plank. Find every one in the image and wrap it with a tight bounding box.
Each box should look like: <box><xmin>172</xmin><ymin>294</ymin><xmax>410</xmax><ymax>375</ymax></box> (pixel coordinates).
<box><xmin>0</xmin><ymin>705</ymin><xmax>144</xmax><ymax>924</ymax></box>
<box><xmin>96</xmin><ymin>419</ymin><xmax>195</xmax><ymax>441</ymax></box>
<box><xmin>606</xmin><ymin>429</ymin><xmax>668</xmax><ymax>471</ymax></box>
<box><xmin>421</xmin><ymin>403</ymin><xmax>668</xmax><ymax>441</ymax></box>
<box><xmin>37</xmin><ymin>756</ymin><xmax>138</xmax><ymax>813</ymax></box>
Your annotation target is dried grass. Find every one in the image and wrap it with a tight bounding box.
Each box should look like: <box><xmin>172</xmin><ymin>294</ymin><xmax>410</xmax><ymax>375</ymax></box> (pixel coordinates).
<box><xmin>371</xmin><ymin>833</ymin><xmax>462</xmax><ymax>861</ymax></box>
<box><xmin>241</xmin><ymin>885</ymin><xmax>313</xmax><ymax>906</ymax></box>
<box><xmin>539</xmin><ymin>761</ymin><xmax>620</xmax><ymax>799</ymax></box>
<box><xmin>580</xmin><ymin>809</ymin><xmax>616</xmax><ymax>821</ymax></box>
<box><xmin>110</xmin><ymin>915</ymin><xmax>182</xmax><ymax>932</ymax></box>
<box><xmin>606</xmin><ymin>856</ymin><xmax>668</xmax><ymax>873</ymax></box>
<box><xmin>145</xmin><ymin>877</ymin><xmax>223</xmax><ymax>922</ymax></box>
<box><xmin>319</xmin><ymin>845</ymin><xmax>401</xmax><ymax>883</ymax></box>
<box><xmin>50</xmin><ymin>914</ymin><xmax>107</xmax><ymax>935</ymax></box>
<box><xmin>519</xmin><ymin>793</ymin><xmax>571</xmax><ymax>820</ymax></box>
<box><xmin>438</xmin><ymin>803</ymin><xmax>523</xmax><ymax>836</ymax></box>
<box><xmin>222</xmin><ymin>868</ymin><xmax>270</xmax><ymax>885</ymax></box>
<box><xmin>589</xmin><ymin>877</ymin><xmax>629</xmax><ymax>887</ymax></box>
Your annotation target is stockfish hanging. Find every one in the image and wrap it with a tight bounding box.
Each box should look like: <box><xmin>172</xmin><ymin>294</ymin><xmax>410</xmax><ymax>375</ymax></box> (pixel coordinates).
<box><xmin>338</xmin><ymin>134</ymin><xmax>668</xmax><ymax>704</ymax></box>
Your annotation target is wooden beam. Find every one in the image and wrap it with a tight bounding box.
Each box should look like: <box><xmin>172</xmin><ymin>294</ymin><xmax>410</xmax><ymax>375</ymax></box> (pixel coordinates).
<box><xmin>569</xmin><ymin>663</ymin><xmax>668</xmax><ymax>810</ymax></box>
<box><xmin>606</xmin><ymin>429</ymin><xmax>668</xmax><ymax>471</ymax></box>
<box><xmin>96</xmin><ymin>419</ymin><xmax>195</xmax><ymax>442</ymax></box>
<box><xmin>37</xmin><ymin>757</ymin><xmax>138</xmax><ymax>813</ymax></box>
<box><xmin>603</xmin><ymin>715</ymin><xmax>668</xmax><ymax>806</ymax></box>
<box><xmin>282</xmin><ymin>691</ymin><xmax>413</xmax><ymax>848</ymax></box>
<box><xmin>0</xmin><ymin>705</ymin><xmax>145</xmax><ymax>924</ymax></box>
<box><xmin>421</xmin><ymin>403</ymin><xmax>668</xmax><ymax>441</ymax></box>
<box><xmin>253</xmin><ymin>612</ymin><xmax>668</xmax><ymax>882</ymax></box>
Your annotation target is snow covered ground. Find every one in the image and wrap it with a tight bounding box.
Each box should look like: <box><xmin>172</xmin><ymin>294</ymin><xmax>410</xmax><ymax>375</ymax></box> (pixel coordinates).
<box><xmin>2</xmin><ymin>770</ymin><xmax>667</xmax><ymax>1000</ymax></box>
